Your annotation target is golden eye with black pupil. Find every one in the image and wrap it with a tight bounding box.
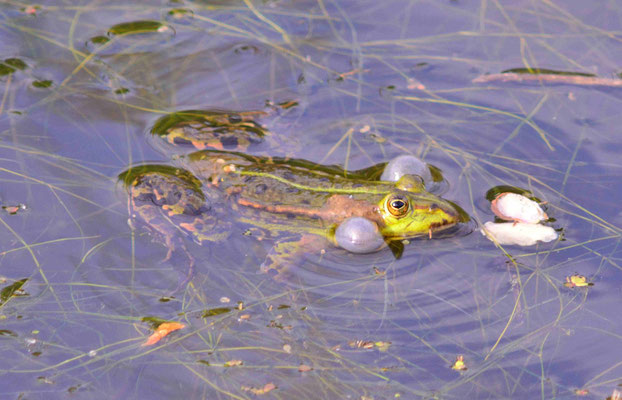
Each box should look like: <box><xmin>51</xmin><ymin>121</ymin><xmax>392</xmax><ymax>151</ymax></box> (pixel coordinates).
<box><xmin>387</xmin><ymin>195</ymin><xmax>409</xmax><ymax>217</ymax></box>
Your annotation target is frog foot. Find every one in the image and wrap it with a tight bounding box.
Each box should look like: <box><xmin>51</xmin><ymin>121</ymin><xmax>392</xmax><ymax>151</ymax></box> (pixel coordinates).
<box><xmin>260</xmin><ymin>235</ymin><xmax>326</xmax><ymax>282</ymax></box>
<box><xmin>120</xmin><ymin>165</ymin><xmax>227</xmax><ymax>289</ymax></box>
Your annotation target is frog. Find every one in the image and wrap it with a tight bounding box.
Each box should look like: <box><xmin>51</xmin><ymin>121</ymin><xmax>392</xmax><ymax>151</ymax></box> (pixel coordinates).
<box><xmin>119</xmin><ymin>109</ymin><xmax>464</xmax><ymax>283</ymax></box>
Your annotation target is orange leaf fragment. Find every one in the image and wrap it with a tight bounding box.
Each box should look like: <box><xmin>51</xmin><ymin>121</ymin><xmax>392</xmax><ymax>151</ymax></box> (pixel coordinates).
<box><xmin>142</xmin><ymin>322</ymin><xmax>185</xmax><ymax>346</ymax></box>
<box><xmin>241</xmin><ymin>382</ymin><xmax>276</xmax><ymax>395</ymax></box>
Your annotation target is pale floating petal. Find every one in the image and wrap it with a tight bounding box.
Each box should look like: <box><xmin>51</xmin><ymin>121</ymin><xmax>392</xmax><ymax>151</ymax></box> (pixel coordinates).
<box><xmin>481</xmin><ymin>221</ymin><xmax>558</xmax><ymax>246</ymax></box>
<box><xmin>491</xmin><ymin>193</ymin><xmax>547</xmax><ymax>223</ymax></box>
<box><xmin>381</xmin><ymin>155</ymin><xmax>432</xmax><ymax>184</ymax></box>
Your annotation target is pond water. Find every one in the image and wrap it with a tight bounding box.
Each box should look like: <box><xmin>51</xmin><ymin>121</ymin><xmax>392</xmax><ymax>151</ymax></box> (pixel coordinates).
<box><xmin>1</xmin><ymin>1</ymin><xmax>621</xmax><ymax>399</ymax></box>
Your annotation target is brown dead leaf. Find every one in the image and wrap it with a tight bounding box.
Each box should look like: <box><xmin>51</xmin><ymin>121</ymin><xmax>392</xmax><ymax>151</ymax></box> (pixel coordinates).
<box><xmin>142</xmin><ymin>322</ymin><xmax>185</xmax><ymax>346</ymax></box>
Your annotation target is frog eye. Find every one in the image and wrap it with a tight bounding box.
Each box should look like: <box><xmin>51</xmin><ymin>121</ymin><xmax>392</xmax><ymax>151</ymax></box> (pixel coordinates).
<box><xmin>386</xmin><ymin>195</ymin><xmax>409</xmax><ymax>217</ymax></box>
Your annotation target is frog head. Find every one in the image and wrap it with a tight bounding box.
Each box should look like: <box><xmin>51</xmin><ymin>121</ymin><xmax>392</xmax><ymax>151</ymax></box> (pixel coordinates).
<box><xmin>377</xmin><ymin>190</ymin><xmax>460</xmax><ymax>239</ymax></box>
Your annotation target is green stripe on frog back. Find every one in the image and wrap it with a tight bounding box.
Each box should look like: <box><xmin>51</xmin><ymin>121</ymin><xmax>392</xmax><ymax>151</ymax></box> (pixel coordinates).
<box><xmin>234</xmin><ymin>170</ymin><xmax>390</xmax><ymax>195</ymax></box>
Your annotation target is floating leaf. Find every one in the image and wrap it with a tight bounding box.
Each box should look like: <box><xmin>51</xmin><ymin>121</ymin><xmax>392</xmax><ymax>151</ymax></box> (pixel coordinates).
<box><xmin>32</xmin><ymin>80</ymin><xmax>52</xmax><ymax>88</ymax></box>
<box><xmin>202</xmin><ymin>307</ymin><xmax>231</xmax><ymax>318</ymax></box>
<box><xmin>142</xmin><ymin>321</ymin><xmax>185</xmax><ymax>346</ymax></box>
<box><xmin>141</xmin><ymin>316</ymin><xmax>168</xmax><ymax>329</ymax></box>
<box><xmin>1</xmin><ymin>278</ymin><xmax>28</xmax><ymax>305</ymax></box>
<box><xmin>88</xmin><ymin>35</ymin><xmax>110</xmax><ymax>45</ymax></box>
<box><xmin>108</xmin><ymin>20</ymin><xmax>167</xmax><ymax>36</ymax></box>
<box><xmin>0</xmin><ymin>58</ymin><xmax>28</xmax><ymax>76</ymax></box>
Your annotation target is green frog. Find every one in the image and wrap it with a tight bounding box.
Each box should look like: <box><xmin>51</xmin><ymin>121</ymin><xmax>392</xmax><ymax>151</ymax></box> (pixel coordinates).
<box><xmin>119</xmin><ymin>109</ymin><xmax>464</xmax><ymax>280</ymax></box>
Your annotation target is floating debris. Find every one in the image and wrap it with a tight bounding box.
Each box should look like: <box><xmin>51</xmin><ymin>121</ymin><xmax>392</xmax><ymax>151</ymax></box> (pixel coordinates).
<box><xmin>347</xmin><ymin>340</ymin><xmax>391</xmax><ymax>351</ymax></box>
<box><xmin>166</xmin><ymin>8</ymin><xmax>194</xmax><ymax>22</ymax></box>
<box><xmin>224</xmin><ymin>359</ymin><xmax>243</xmax><ymax>367</ymax></box>
<box><xmin>473</xmin><ymin>68</ymin><xmax>622</xmax><ymax>87</ymax></box>
<box><xmin>298</xmin><ymin>364</ymin><xmax>313</xmax><ymax>372</ymax></box>
<box><xmin>481</xmin><ymin>221</ymin><xmax>557</xmax><ymax>246</ymax></box>
<box><xmin>563</xmin><ymin>275</ymin><xmax>594</xmax><ymax>288</ymax></box>
<box><xmin>348</xmin><ymin>340</ymin><xmax>375</xmax><ymax>349</ymax></box>
<box><xmin>407</xmin><ymin>77</ymin><xmax>426</xmax><ymax>90</ymax></box>
<box><xmin>482</xmin><ymin>189</ymin><xmax>557</xmax><ymax>246</ymax></box>
<box><xmin>451</xmin><ymin>355</ymin><xmax>467</xmax><ymax>371</ymax></box>
<box><xmin>0</xmin><ymin>278</ymin><xmax>28</xmax><ymax>304</ymax></box>
<box><xmin>241</xmin><ymin>382</ymin><xmax>276</xmax><ymax>395</ymax></box>
<box><xmin>142</xmin><ymin>321</ymin><xmax>185</xmax><ymax>346</ymax></box>
<box><xmin>2</xmin><ymin>204</ymin><xmax>27</xmax><ymax>215</ymax></box>
<box><xmin>491</xmin><ymin>192</ymin><xmax>547</xmax><ymax>223</ymax></box>
<box><xmin>22</xmin><ymin>5</ymin><xmax>41</xmax><ymax>15</ymax></box>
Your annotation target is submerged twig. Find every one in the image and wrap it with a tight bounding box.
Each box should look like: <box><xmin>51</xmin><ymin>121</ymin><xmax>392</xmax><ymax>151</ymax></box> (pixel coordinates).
<box><xmin>473</xmin><ymin>70</ymin><xmax>622</xmax><ymax>87</ymax></box>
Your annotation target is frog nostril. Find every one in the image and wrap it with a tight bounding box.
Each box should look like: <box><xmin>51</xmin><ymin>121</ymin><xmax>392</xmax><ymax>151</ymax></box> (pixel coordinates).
<box><xmin>228</xmin><ymin>115</ymin><xmax>242</xmax><ymax>124</ymax></box>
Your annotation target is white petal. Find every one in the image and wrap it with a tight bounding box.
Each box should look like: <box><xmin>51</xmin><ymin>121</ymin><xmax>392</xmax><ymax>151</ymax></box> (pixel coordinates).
<box><xmin>493</xmin><ymin>193</ymin><xmax>547</xmax><ymax>223</ymax></box>
<box><xmin>481</xmin><ymin>221</ymin><xmax>558</xmax><ymax>246</ymax></box>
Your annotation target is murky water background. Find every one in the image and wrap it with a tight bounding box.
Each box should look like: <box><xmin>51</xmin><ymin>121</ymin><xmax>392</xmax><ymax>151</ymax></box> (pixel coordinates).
<box><xmin>1</xmin><ymin>1</ymin><xmax>621</xmax><ymax>399</ymax></box>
